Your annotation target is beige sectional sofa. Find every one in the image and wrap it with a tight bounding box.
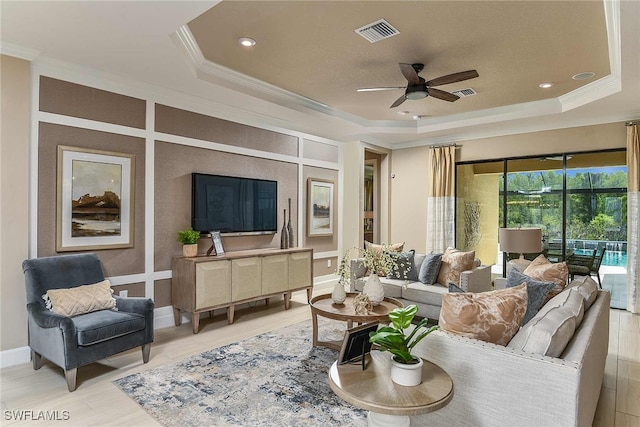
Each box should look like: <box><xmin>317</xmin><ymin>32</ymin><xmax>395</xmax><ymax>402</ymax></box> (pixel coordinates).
<box><xmin>349</xmin><ymin>252</ymin><xmax>492</xmax><ymax>319</ymax></box>
<box><xmin>410</xmin><ymin>275</ymin><xmax>610</xmax><ymax>427</ymax></box>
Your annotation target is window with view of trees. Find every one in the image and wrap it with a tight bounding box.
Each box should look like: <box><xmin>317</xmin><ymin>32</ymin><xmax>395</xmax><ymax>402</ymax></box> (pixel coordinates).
<box><xmin>456</xmin><ymin>150</ymin><xmax>627</xmax><ymax>269</ymax></box>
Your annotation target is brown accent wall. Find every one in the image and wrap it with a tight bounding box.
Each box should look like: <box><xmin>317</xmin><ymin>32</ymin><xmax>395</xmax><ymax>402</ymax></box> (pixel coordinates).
<box><xmin>313</xmin><ymin>257</ymin><xmax>338</xmax><ymax>277</ymax></box>
<box><xmin>155</xmin><ymin>104</ymin><xmax>298</xmax><ymax>157</ymax></box>
<box><xmin>39</xmin><ymin>77</ymin><xmax>146</xmax><ymax>129</ymax></box>
<box><xmin>303</xmin><ymin>166</ymin><xmax>339</xmax><ymax>252</ymax></box>
<box><xmin>112</xmin><ymin>282</ymin><xmax>145</xmax><ymax>298</ymax></box>
<box><xmin>154</xmin><ymin>279</ymin><xmax>172</xmax><ymax>308</ymax></box>
<box><xmin>303</xmin><ymin>139</ymin><xmax>339</xmax><ymax>163</ymax></box>
<box><xmin>29</xmin><ymin>76</ymin><xmax>340</xmax><ymax>315</ymax></box>
<box><xmin>37</xmin><ymin>123</ymin><xmax>146</xmax><ymax>276</ymax></box>
<box><xmin>154</xmin><ymin>140</ymin><xmax>298</xmax><ymax>271</ymax></box>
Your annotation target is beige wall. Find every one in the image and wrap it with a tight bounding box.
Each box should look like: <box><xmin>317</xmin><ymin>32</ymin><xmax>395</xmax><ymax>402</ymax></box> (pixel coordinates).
<box><xmin>0</xmin><ymin>55</ymin><xmax>31</xmax><ymax>351</ymax></box>
<box><xmin>390</xmin><ymin>123</ymin><xmax>628</xmax><ymax>258</ymax></box>
<box><xmin>390</xmin><ymin>146</ymin><xmax>430</xmax><ymax>253</ymax></box>
<box><xmin>458</xmin><ymin>123</ymin><xmax>626</xmax><ymax>162</ymax></box>
<box><xmin>341</xmin><ymin>141</ymin><xmax>364</xmax><ymax>252</ymax></box>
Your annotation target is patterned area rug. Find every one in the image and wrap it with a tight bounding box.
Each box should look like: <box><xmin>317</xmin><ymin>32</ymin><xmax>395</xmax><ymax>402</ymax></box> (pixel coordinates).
<box><xmin>114</xmin><ymin>320</ymin><xmax>367</xmax><ymax>426</ymax></box>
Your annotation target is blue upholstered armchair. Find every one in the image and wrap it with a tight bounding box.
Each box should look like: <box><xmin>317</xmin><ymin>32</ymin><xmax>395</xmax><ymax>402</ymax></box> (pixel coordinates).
<box><xmin>23</xmin><ymin>253</ymin><xmax>154</xmax><ymax>391</ymax></box>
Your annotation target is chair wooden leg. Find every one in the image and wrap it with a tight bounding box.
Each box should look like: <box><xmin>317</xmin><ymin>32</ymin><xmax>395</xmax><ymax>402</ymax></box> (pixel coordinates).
<box><xmin>596</xmin><ymin>273</ymin><xmax>602</xmax><ymax>289</ymax></box>
<box><xmin>31</xmin><ymin>350</ymin><xmax>43</xmax><ymax>370</ymax></box>
<box><xmin>142</xmin><ymin>343</ymin><xmax>151</xmax><ymax>363</ymax></box>
<box><xmin>65</xmin><ymin>368</ymin><xmax>77</xmax><ymax>392</ymax></box>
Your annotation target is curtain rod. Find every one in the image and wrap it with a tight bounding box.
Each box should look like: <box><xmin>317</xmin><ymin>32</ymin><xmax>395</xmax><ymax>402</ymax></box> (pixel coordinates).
<box><xmin>626</xmin><ymin>120</ymin><xmax>639</xmax><ymax>126</ymax></box>
<box><xmin>428</xmin><ymin>143</ymin><xmax>459</xmax><ymax>149</ymax></box>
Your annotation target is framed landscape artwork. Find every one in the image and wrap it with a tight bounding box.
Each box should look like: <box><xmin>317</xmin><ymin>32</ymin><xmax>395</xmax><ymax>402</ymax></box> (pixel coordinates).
<box><xmin>56</xmin><ymin>145</ymin><xmax>135</xmax><ymax>252</ymax></box>
<box><xmin>307</xmin><ymin>178</ymin><xmax>334</xmax><ymax>237</ymax></box>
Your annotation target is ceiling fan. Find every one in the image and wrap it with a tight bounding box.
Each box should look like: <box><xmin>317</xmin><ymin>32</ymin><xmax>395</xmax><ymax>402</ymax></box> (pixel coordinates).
<box><xmin>357</xmin><ymin>63</ymin><xmax>479</xmax><ymax>108</ymax></box>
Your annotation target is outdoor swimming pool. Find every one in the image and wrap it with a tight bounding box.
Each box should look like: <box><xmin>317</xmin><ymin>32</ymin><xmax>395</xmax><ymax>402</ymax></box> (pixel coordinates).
<box><xmin>574</xmin><ymin>249</ymin><xmax>628</xmax><ymax>268</ymax></box>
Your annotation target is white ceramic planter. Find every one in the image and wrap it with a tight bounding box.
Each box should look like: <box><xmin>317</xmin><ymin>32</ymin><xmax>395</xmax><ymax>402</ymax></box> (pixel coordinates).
<box><xmin>331</xmin><ymin>280</ymin><xmax>347</xmax><ymax>304</ymax></box>
<box><xmin>363</xmin><ymin>273</ymin><xmax>384</xmax><ymax>306</ymax></box>
<box><xmin>390</xmin><ymin>356</ymin><xmax>423</xmax><ymax>386</ymax></box>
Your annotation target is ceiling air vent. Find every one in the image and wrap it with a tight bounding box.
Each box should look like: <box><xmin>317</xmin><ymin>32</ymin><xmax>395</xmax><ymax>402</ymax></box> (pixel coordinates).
<box><xmin>355</xmin><ymin>19</ymin><xmax>400</xmax><ymax>43</ymax></box>
<box><xmin>451</xmin><ymin>88</ymin><xmax>477</xmax><ymax>98</ymax></box>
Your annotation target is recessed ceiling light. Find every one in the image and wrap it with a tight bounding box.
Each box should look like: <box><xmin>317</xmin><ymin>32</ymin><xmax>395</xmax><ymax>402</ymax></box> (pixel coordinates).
<box><xmin>238</xmin><ymin>37</ymin><xmax>256</xmax><ymax>47</ymax></box>
<box><xmin>412</xmin><ymin>115</ymin><xmax>424</xmax><ymax>120</ymax></box>
<box><xmin>572</xmin><ymin>72</ymin><xmax>595</xmax><ymax>80</ymax></box>
<box><xmin>539</xmin><ymin>82</ymin><xmax>554</xmax><ymax>89</ymax></box>
<box><xmin>397</xmin><ymin>111</ymin><xmax>410</xmax><ymax>116</ymax></box>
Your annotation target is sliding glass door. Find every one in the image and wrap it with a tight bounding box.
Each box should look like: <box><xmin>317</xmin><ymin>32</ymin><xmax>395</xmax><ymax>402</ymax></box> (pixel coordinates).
<box><xmin>456</xmin><ymin>149</ymin><xmax>627</xmax><ymax>308</ymax></box>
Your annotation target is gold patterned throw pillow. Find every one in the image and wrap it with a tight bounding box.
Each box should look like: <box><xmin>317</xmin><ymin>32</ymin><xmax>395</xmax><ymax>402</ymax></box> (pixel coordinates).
<box><xmin>43</xmin><ymin>279</ymin><xmax>116</xmax><ymax>317</ymax></box>
<box><xmin>436</xmin><ymin>247</ymin><xmax>475</xmax><ymax>286</ymax></box>
<box><xmin>523</xmin><ymin>254</ymin><xmax>568</xmax><ymax>300</ymax></box>
<box><xmin>439</xmin><ymin>284</ymin><xmax>528</xmax><ymax>346</ymax></box>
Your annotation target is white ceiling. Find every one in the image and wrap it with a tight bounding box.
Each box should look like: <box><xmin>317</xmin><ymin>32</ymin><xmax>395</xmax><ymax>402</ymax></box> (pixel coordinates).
<box><xmin>1</xmin><ymin>1</ymin><xmax>639</xmax><ymax>148</ymax></box>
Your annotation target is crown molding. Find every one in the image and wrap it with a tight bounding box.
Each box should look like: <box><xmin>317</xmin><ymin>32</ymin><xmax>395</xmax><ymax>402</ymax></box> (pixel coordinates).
<box><xmin>0</xmin><ymin>42</ymin><xmax>40</xmax><ymax>61</ymax></box>
<box><xmin>173</xmin><ymin>0</ymin><xmax>623</xmax><ymax>148</ymax></box>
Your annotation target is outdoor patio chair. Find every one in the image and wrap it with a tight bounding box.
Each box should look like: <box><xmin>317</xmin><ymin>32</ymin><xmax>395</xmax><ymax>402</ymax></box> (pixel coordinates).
<box><xmin>23</xmin><ymin>253</ymin><xmax>154</xmax><ymax>391</ymax></box>
<box><xmin>567</xmin><ymin>248</ymin><xmax>605</xmax><ymax>288</ymax></box>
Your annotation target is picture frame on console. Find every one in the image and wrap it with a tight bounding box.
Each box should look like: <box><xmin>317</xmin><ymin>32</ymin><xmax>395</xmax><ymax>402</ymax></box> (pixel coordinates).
<box><xmin>210</xmin><ymin>231</ymin><xmax>224</xmax><ymax>256</ymax></box>
<box><xmin>56</xmin><ymin>145</ymin><xmax>135</xmax><ymax>252</ymax></box>
<box><xmin>307</xmin><ymin>178</ymin><xmax>334</xmax><ymax>237</ymax></box>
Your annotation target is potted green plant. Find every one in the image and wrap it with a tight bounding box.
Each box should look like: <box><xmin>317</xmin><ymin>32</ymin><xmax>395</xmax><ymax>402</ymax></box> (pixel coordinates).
<box><xmin>177</xmin><ymin>228</ymin><xmax>201</xmax><ymax>257</ymax></box>
<box><xmin>369</xmin><ymin>304</ymin><xmax>439</xmax><ymax>386</ymax></box>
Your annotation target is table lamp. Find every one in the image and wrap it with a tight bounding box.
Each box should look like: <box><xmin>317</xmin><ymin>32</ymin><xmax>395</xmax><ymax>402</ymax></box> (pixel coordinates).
<box><xmin>498</xmin><ymin>227</ymin><xmax>543</xmax><ymax>274</ymax></box>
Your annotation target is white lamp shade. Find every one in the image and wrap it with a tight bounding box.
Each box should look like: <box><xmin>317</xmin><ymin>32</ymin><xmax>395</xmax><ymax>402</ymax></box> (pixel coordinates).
<box><xmin>498</xmin><ymin>228</ymin><xmax>543</xmax><ymax>254</ymax></box>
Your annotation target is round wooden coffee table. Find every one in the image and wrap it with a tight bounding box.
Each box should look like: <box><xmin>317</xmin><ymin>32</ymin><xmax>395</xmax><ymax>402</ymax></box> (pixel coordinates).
<box><xmin>310</xmin><ymin>292</ymin><xmax>403</xmax><ymax>351</ymax></box>
<box><xmin>329</xmin><ymin>350</ymin><xmax>454</xmax><ymax>427</ymax></box>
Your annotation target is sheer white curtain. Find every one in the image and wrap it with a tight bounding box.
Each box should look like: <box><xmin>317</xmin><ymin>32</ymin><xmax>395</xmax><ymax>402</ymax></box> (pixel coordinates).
<box><xmin>627</xmin><ymin>124</ymin><xmax>639</xmax><ymax>313</ymax></box>
<box><xmin>426</xmin><ymin>146</ymin><xmax>456</xmax><ymax>253</ymax></box>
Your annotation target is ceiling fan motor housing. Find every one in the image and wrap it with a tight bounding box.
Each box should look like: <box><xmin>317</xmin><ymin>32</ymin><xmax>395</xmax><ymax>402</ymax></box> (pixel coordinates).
<box><xmin>406</xmin><ymin>77</ymin><xmax>428</xmax><ymax>99</ymax></box>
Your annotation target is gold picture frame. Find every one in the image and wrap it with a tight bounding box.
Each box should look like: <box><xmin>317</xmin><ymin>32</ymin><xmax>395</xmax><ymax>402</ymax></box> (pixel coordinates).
<box><xmin>307</xmin><ymin>178</ymin><xmax>334</xmax><ymax>237</ymax></box>
<box><xmin>56</xmin><ymin>145</ymin><xmax>135</xmax><ymax>252</ymax></box>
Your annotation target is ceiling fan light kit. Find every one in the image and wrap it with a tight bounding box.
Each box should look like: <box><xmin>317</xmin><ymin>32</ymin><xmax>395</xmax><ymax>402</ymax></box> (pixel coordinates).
<box><xmin>358</xmin><ymin>63</ymin><xmax>479</xmax><ymax>109</ymax></box>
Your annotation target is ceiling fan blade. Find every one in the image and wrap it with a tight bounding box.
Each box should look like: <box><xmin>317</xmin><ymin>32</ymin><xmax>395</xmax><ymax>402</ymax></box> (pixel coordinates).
<box><xmin>399</xmin><ymin>63</ymin><xmax>420</xmax><ymax>85</ymax></box>
<box><xmin>427</xmin><ymin>87</ymin><xmax>460</xmax><ymax>102</ymax></box>
<box><xmin>389</xmin><ymin>95</ymin><xmax>407</xmax><ymax>108</ymax></box>
<box><xmin>426</xmin><ymin>70</ymin><xmax>479</xmax><ymax>87</ymax></box>
<box><xmin>357</xmin><ymin>87</ymin><xmax>405</xmax><ymax>92</ymax></box>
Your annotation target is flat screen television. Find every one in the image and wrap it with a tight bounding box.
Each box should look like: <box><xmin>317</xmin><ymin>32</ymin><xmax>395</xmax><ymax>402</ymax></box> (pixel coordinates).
<box><xmin>192</xmin><ymin>173</ymin><xmax>278</xmax><ymax>235</ymax></box>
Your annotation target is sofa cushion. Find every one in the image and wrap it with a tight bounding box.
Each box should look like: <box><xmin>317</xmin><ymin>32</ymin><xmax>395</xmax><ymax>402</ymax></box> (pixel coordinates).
<box><xmin>386</xmin><ymin>250</ymin><xmax>418</xmax><ymax>281</ymax></box>
<box><xmin>418</xmin><ymin>253</ymin><xmax>443</xmax><ymax>285</ymax></box>
<box><xmin>507</xmin><ymin>305</ymin><xmax>577</xmax><ymax>357</ymax></box>
<box><xmin>506</xmin><ymin>269</ymin><xmax>556</xmax><ymax>325</ymax></box>
<box><xmin>537</xmin><ymin>288</ymin><xmax>585</xmax><ymax>327</ymax></box>
<box><xmin>43</xmin><ymin>279</ymin><xmax>116</xmax><ymax>317</ymax></box>
<box><xmin>402</xmin><ymin>282</ymin><xmax>449</xmax><ymax>306</ymax></box>
<box><xmin>439</xmin><ymin>284</ymin><xmax>527</xmax><ymax>346</ymax></box>
<box><xmin>437</xmin><ymin>248</ymin><xmax>475</xmax><ymax>287</ymax></box>
<box><xmin>72</xmin><ymin>309</ymin><xmax>145</xmax><ymax>346</ymax></box>
<box><xmin>523</xmin><ymin>255</ymin><xmax>568</xmax><ymax>300</ymax></box>
<box><xmin>566</xmin><ymin>275</ymin><xmax>598</xmax><ymax>309</ymax></box>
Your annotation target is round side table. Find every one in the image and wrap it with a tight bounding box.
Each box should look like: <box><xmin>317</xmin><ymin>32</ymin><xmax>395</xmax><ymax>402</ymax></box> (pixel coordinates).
<box><xmin>310</xmin><ymin>293</ymin><xmax>403</xmax><ymax>350</ymax></box>
<box><xmin>328</xmin><ymin>350</ymin><xmax>454</xmax><ymax>427</ymax></box>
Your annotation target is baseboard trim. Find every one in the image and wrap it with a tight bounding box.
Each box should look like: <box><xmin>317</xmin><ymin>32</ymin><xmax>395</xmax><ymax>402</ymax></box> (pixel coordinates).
<box><xmin>0</xmin><ymin>346</ymin><xmax>31</xmax><ymax>369</ymax></box>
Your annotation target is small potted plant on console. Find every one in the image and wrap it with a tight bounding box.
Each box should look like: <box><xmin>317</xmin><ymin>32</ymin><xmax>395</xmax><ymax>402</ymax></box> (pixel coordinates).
<box><xmin>369</xmin><ymin>304</ymin><xmax>439</xmax><ymax>386</ymax></box>
<box><xmin>177</xmin><ymin>228</ymin><xmax>200</xmax><ymax>257</ymax></box>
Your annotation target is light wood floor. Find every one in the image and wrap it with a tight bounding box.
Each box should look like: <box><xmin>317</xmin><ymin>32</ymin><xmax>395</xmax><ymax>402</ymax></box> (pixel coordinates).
<box><xmin>1</xmin><ymin>284</ymin><xmax>638</xmax><ymax>426</ymax></box>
